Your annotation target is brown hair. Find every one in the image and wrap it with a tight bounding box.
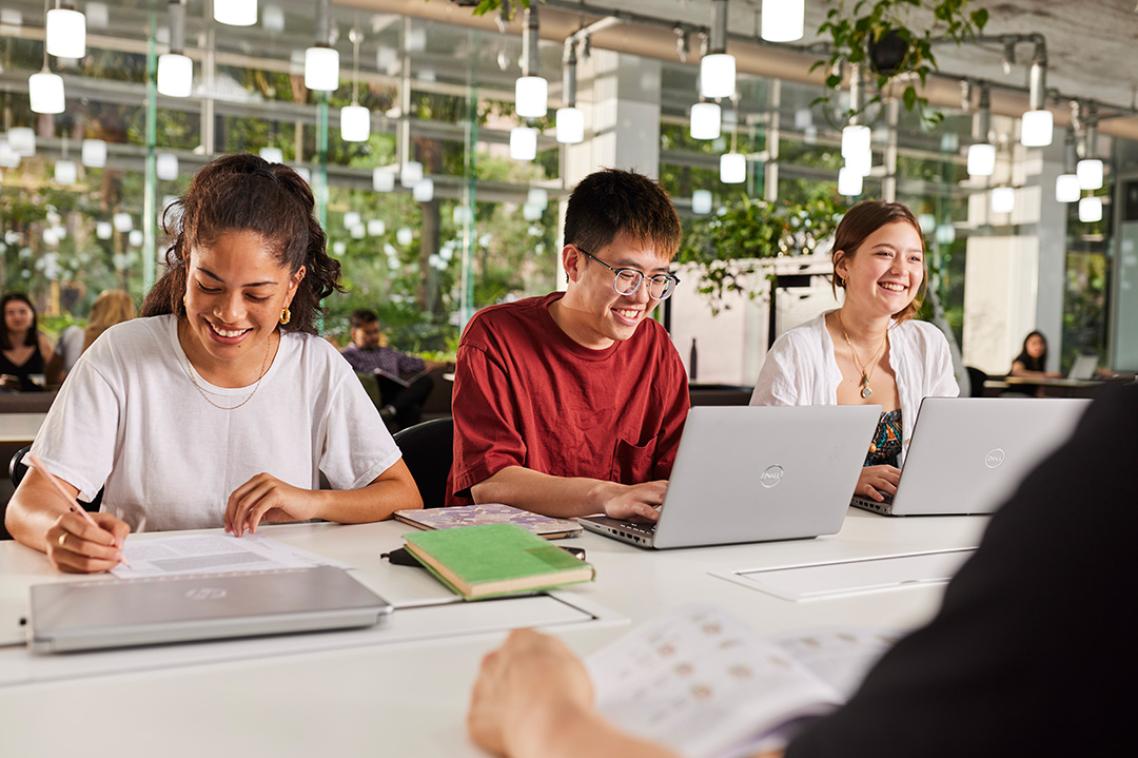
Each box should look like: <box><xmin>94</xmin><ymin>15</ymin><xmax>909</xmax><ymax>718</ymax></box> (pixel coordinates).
<box><xmin>83</xmin><ymin>289</ymin><xmax>136</xmax><ymax>351</ymax></box>
<box><xmin>831</xmin><ymin>200</ymin><xmax>927</xmax><ymax>322</ymax></box>
<box><xmin>564</xmin><ymin>168</ymin><xmax>682</xmax><ymax>261</ymax></box>
<box><xmin>141</xmin><ymin>153</ymin><xmax>342</xmax><ymax>334</ymax></box>
<box><xmin>1</xmin><ymin>292</ymin><xmax>39</xmax><ymax>349</ymax></box>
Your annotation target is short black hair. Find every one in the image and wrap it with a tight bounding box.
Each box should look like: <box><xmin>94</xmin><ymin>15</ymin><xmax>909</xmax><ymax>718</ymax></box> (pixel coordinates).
<box><xmin>563</xmin><ymin>168</ymin><xmax>682</xmax><ymax>260</ymax></box>
<box><xmin>350</xmin><ymin>309</ymin><xmax>379</xmax><ymax>328</ymax></box>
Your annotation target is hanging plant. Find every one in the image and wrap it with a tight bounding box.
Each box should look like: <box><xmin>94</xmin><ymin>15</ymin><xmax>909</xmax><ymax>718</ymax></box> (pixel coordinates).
<box><xmin>813</xmin><ymin>0</ymin><xmax>989</xmax><ymax>127</ymax></box>
<box><xmin>677</xmin><ymin>193</ymin><xmax>848</xmax><ymax>314</ymax></box>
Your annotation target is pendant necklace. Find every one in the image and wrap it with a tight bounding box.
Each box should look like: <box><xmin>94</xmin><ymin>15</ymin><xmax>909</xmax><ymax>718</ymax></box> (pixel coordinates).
<box><xmin>178</xmin><ymin>324</ymin><xmax>276</xmax><ymax>411</ymax></box>
<box><xmin>837</xmin><ymin>312</ymin><xmax>888</xmax><ymax>400</ymax></box>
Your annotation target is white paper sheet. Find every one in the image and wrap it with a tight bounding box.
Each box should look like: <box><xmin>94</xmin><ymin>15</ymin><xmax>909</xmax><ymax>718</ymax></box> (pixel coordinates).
<box><xmin>111</xmin><ymin>534</ymin><xmax>346</xmax><ymax>578</ymax></box>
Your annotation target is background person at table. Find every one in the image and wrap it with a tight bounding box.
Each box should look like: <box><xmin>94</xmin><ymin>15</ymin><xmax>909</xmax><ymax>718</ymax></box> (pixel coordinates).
<box><xmin>0</xmin><ymin>292</ymin><xmax>55</xmax><ymax>391</ymax></box>
<box><xmin>465</xmin><ymin>386</ymin><xmax>1137</xmax><ymax>758</ymax></box>
<box><xmin>5</xmin><ymin>154</ymin><xmax>421</xmax><ymax>573</ymax></box>
<box><xmin>749</xmin><ymin>200</ymin><xmax>958</xmax><ymax>503</ymax></box>
<box><xmin>1008</xmin><ymin>330</ymin><xmax>1061</xmax><ymax>379</ymax></box>
<box><xmin>446</xmin><ymin>168</ymin><xmax>688</xmax><ymax>521</ymax></box>
<box><xmin>341</xmin><ymin>308</ymin><xmax>439</xmax><ymax>431</ymax></box>
<box><xmin>46</xmin><ymin>289</ymin><xmax>137</xmax><ymax>385</ymax></box>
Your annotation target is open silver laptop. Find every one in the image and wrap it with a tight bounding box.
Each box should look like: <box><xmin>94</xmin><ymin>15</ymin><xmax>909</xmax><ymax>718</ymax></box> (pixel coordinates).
<box><xmin>1068</xmin><ymin>354</ymin><xmax>1098</xmax><ymax>380</ymax></box>
<box><xmin>579</xmin><ymin>405</ymin><xmax>881</xmax><ymax>549</ymax></box>
<box><xmin>29</xmin><ymin>565</ymin><xmax>391</xmax><ymax>653</ymax></box>
<box><xmin>851</xmin><ymin>397</ymin><xmax>1089</xmax><ymax>516</ymax></box>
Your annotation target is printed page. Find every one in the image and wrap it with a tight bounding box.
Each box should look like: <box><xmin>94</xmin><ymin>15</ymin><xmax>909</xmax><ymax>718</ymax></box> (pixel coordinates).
<box><xmin>773</xmin><ymin>627</ymin><xmax>901</xmax><ymax>700</ymax></box>
<box><xmin>586</xmin><ymin>606</ymin><xmax>841</xmax><ymax>758</ymax></box>
<box><xmin>111</xmin><ymin>534</ymin><xmax>346</xmax><ymax>578</ymax></box>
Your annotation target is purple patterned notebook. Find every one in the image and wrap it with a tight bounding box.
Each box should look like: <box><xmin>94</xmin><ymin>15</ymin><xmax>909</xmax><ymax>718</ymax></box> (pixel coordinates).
<box><xmin>393</xmin><ymin>503</ymin><xmax>582</xmax><ymax>540</ymax></box>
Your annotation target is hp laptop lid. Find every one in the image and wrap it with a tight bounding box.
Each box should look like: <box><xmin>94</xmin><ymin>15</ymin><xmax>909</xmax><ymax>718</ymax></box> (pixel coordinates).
<box><xmin>1068</xmin><ymin>355</ymin><xmax>1098</xmax><ymax>381</ymax></box>
<box><xmin>579</xmin><ymin>405</ymin><xmax>881</xmax><ymax>549</ymax></box>
<box><xmin>29</xmin><ymin>565</ymin><xmax>392</xmax><ymax>653</ymax></box>
<box><xmin>852</xmin><ymin>397</ymin><xmax>1089</xmax><ymax>517</ymax></box>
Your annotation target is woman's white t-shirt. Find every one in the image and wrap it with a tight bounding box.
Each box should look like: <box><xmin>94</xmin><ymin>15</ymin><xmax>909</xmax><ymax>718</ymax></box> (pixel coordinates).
<box><xmin>749</xmin><ymin>313</ymin><xmax>959</xmax><ymax>464</ymax></box>
<box><xmin>31</xmin><ymin>314</ymin><xmax>402</xmax><ymax>532</ymax></box>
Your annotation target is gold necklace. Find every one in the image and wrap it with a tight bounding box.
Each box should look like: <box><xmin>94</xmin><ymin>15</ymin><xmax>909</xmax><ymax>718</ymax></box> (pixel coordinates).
<box><xmin>178</xmin><ymin>325</ymin><xmax>276</xmax><ymax>411</ymax></box>
<box><xmin>837</xmin><ymin>312</ymin><xmax>888</xmax><ymax>400</ymax></box>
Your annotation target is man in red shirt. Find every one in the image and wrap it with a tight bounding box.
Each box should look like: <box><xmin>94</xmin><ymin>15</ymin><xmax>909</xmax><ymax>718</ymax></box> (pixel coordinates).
<box><xmin>446</xmin><ymin>169</ymin><xmax>689</xmax><ymax>521</ymax></box>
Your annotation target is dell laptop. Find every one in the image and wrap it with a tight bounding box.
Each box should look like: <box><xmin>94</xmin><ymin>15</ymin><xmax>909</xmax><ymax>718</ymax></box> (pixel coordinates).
<box><xmin>29</xmin><ymin>565</ymin><xmax>392</xmax><ymax>653</ymax></box>
<box><xmin>851</xmin><ymin>397</ymin><xmax>1089</xmax><ymax>516</ymax></box>
<box><xmin>578</xmin><ymin>405</ymin><xmax>881</xmax><ymax>549</ymax></box>
<box><xmin>1068</xmin><ymin>355</ymin><xmax>1098</xmax><ymax>381</ymax></box>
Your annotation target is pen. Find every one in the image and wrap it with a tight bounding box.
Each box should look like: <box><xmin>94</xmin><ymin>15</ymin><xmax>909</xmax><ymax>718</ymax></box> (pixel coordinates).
<box><xmin>28</xmin><ymin>453</ymin><xmax>130</xmax><ymax>566</ymax></box>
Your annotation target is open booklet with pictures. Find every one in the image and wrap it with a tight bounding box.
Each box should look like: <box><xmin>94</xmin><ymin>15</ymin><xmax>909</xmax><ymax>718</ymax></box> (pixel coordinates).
<box><xmin>371</xmin><ymin>367</ymin><xmax>429</xmax><ymax>389</ymax></box>
<box><xmin>394</xmin><ymin>503</ymin><xmax>582</xmax><ymax>539</ymax></box>
<box><xmin>586</xmin><ymin>606</ymin><xmax>899</xmax><ymax>758</ymax></box>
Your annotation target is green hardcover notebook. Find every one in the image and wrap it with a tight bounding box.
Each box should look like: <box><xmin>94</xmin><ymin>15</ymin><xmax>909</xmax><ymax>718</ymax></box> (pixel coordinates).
<box><xmin>403</xmin><ymin>524</ymin><xmax>595</xmax><ymax>600</ymax></box>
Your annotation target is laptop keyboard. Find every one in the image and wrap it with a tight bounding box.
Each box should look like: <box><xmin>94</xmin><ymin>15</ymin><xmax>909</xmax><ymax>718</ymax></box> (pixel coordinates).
<box><xmin>851</xmin><ymin>495</ymin><xmax>893</xmax><ymax>514</ymax></box>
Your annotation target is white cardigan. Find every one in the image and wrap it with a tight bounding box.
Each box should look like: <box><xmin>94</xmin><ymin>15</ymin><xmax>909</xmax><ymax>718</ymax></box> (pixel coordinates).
<box><xmin>750</xmin><ymin>313</ymin><xmax>960</xmax><ymax>464</ymax></box>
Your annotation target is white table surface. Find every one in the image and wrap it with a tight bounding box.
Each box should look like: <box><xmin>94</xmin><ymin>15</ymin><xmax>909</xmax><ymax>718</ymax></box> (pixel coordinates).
<box><xmin>0</xmin><ymin>510</ymin><xmax>989</xmax><ymax>757</ymax></box>
<box><xmin>0</xmin><ymin>412</ymin><xmax>45</xmax><ymax>443</ymax></box>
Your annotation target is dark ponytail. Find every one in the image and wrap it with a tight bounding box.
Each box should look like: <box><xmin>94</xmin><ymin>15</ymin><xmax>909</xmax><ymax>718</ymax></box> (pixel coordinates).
<box><xmin>142</xmin><ymin>153</ymin><xmax>343</xmax><ymax>334</ymax></box>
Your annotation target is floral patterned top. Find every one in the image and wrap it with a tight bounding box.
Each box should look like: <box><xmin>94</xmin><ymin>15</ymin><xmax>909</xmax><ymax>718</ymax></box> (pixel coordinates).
<box><xmin>864</xmin><ymin>409</ymin><xmax>903</xmax><ymax>468</ymax></box>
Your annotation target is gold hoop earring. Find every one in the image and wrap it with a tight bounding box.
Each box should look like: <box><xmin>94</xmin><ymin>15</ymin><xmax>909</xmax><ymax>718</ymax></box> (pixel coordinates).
<box><xmin>279</xmin><ymin>307</ymin><xmax>291</xmax><ymax>326</ymax></box>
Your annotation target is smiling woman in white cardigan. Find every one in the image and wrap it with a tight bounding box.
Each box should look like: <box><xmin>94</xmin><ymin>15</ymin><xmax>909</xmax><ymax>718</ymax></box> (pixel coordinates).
<box><xmin>750</xmin><ymin>200</ymin><xmax>958</xmax><ymax>503</ymax></box>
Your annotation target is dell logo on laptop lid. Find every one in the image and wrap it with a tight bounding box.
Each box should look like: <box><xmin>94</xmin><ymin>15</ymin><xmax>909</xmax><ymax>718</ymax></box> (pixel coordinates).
<box><xmin>984</xmin><ymin>448</ymin><xmax>1006</xmax><ymax>469</ymax></box>
<box><xmin>760</xmin><ymin>465</ymin><xmax>785</xmax><ymax>488</ymax></box>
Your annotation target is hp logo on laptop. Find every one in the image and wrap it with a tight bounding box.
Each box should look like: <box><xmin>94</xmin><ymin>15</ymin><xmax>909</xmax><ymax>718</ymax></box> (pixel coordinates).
<box><xmin>984</xmin><ymin>448</ymin><xmax>1006</xmax><ymax>469</ymax></box>
<box><xmin>760</xmin><ymin>465</ymin><xmax>785</xmax><ymax>488</ymax></box>
<box><xmin>185</xmin><ymin>587</ymin><xmax>227</xmax><ymax>601</ymax></box>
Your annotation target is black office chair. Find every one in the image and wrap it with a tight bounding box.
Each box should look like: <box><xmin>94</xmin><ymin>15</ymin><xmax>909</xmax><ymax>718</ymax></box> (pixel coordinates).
<box><xmin>965</xmin><ymin>366</ymin><xmax>989</xmax><ymax>398</ymax></box>
<box><xmin>4</xmin><ymin>446</ymin><xmax>103</xmax><ymax>539</ymax></box>
<box><xmin>392</xmin><ymin>417</ymin><xmax>454</xmax><ymax>509</ymax></box>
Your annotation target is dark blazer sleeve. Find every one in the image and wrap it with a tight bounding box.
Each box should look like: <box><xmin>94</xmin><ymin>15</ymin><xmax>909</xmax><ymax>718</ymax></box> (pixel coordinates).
<box><xmin>786</xmin><ymin>386</ymin><xmax>1138</xmax><ymax>758</ymax></box>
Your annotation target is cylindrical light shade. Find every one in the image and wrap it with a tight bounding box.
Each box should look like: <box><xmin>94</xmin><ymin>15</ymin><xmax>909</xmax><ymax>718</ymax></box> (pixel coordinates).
<box><xmin>81</xmin><ymin>139</ymin><xmax>106</xmax><ymax>168</ymax></box>
<box><xmin>129</xmin><ymin>230</ymin><xmax>143</xmax><ymax>247</ymax></box>
<box><xmin>990</xmin><ymin>187</ymin><xmax>1015</xmax><ymax>214</ymax></box>
<box><xmin>262</xmin><ymin>4</ymin><xmax>284</xmax><ymax>32</ymax></box>
<box><xmin>1055</xmin><ymin>174</ymin><xmax>1080</xmax><ymax>203</ymax></box>
<box><xmin>400</xmin><ymin>161</ymin><xmax>423</xmax><ymax>187</ymax></box>
<box><xmin>841</xmin><ymin>124</ymin><xmax>871</xmax><ymax>160</ymax></box>
<box><xmin>340</xmin><ymin>104</ymin><xmax>371</xmax><ymax>142</ymax></box>
<box><xmin>699</xmin><ymin>53</ymin><xmax>736</xmax><ymax>99</ymax></box>
<box><xmin>966</xmin><ymin>142</ymin><xmax>996</xmax><ymax>177</ymax></box>
<box><xmin>838</xmin><ymin>167</ymin><xmax>863</xmax><ymax>197</ymax></box>
<box><xmin>527</xmin><ymin>188</ymin><xmax>548</xmax><ymax>210</ymax></box>
<box><xmin>304</xmin><ymin>45</ymin><xmax>339</xmax><ymax>91</ymax></box>
<box><xmin>1077</xmin><ymin>159</ymin><xmax>1104</xmax><ymax>191</ymax></box>
<box><xmin>46</xmin><ymin>8</ymin><xmax>86</xmax><ymax>59</ymax></box>
<box><xmin>8</xmin><ymin>128</ymin><xmax>35</xmax><ymax>156</ymax></box>
<box><xmin>350</xmin><ymin>224</ymin><xmax>365</xmax><ymax>240</ymax></box>
<box><xmin>1079</xmin><ymin>196</ymin><xmax>1103</xmax><ymax>223</ymax></box>
<box><xmin>368</xmin><ymin>219</ymin><xmax>386</xmax><ymax>236</ymax></box>
<box><xmin>720</xmin><ymin>152</ymin><xmax>746</xmax><ymax>184</ymax></box>
<box><xmin>555</xmin><ymin>107</ymin><xmax>585</xmax><ymax>144</ymax></box>
<box><xmin>96</xmin><ymin>221</ymin><xmax>112</xmax><ymax>240</ymax></box>
<box><xmin>452</xmin><ymin>207</ymin><xmax>472</xmax><ymax>225</ymax></box>
<box><xmin>343</xmin><ymin>211</ymin><xmax>362</xmax><ymax>229</ymax></box>
<box><xmin>935</xmin><ymin>224</ymin><xmax>956</xmax><ymax>244</ymax></box>
<box><xmin>844</xmin><ymin>150</ymin><xmax>872</xmax><ymax>178</ymax></box>
<box><xmin>157</xmin><ymin>53</ymin><xmax>193</xmax><ymax>97</ymax></box>
<box><xmin>29</xmin><ymin>72</ymin><xmax>65</xmax><ymax>114</ymax></box>
<box><xmin>690</xmin><ymin>102</ymin><xmax>721</xmax><ymax>140</ymax></box>
<box><xmin>761</xmin><ymin>0</ymin><xmax>805</xmax><ymax>41</ymax></box>
<box><xmin>396</xmin><ymin>227</ymin><xmax>414</xmax><ymax>246</ymax></box>
<box><xmin>113</xmin><ymin>212</ymin><xmax>133</xmax><ymax>232</ymax></box>
<box><xmin>259</xmin><ymin>146</ymin><xmax>284</xmax><ymax>164</ymax></box>
<box><xmin>1020</xmin><ymin>109</ymin><xmax>1053</xmax><ymax>147</ymax></box>
<box><xmin>515</xmin><ymin>76</ymin><xmax>548</xmax><ymax>118</ymax></box>
<box><xmin>214</xmin><ymin>0</ymin><xmax>257</xmax><ymax>26</ymax></box>
<box><xmin>156</xmin><ymin>153</ymin><xmax>179</xmax><ymax>181</ymax></box>
<box><xmin>510</xmin><ymin>127</ymin><xmax>538</xmax><ymax>160</ymax></box>
<box><xmin>691</xmin><ymin>189</ymin><xmax>712</xmax><ymax>215</ymax></box>
<box><xmin>413</xmin><ymin>179</ymin><xmax>434</xmax><ymax>203</ymax></box>
<box><xmin>373</xmin><ymin>168</ymin><xmax>395</xmax><ymax>192</ymax></box>
<box><xmin>54</xmin><ymin>160</ymin><xmax>77</xmax><ymax>185</ymax></box>
<box><xmin>294</xmin><ymin>166</ymin><xmax>311</xmax><ymax>184</ymax></box>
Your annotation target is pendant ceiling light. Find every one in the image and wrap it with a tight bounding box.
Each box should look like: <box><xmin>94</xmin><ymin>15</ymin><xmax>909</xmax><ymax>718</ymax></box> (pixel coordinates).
<box><xmin>690</xmin><ymin>101</ymin><xmax>721</xmax><ymax>140</ymax></box>
<box><xmin>1078</xmin><ymin>196</ymin><xmax>1102</xmax><ymax>223</ymax></box>
<box><xmin>555</xmin><ymin>38</ymin><xmax>584</xmax><ymax>144</ymax></box>
<box><xmin>990</xmin><ymin>186</ymin><xmax>1015</xmax><ymax>214</ymax></box>
<box><xmin>699</xmin><ymin>0</ymin><xmax>734</xmax><ymax>99</ymax></box>
<box><xmin>1077</xmin><ymin>106</ymin><xmax>1103</xmax><ymax>190</ymax></box>
<box><xmin>515</xmin><ymin>6</ymin><xmax>547</xmax><ymax>118</ymax></box>
<box><xmin>81</xmin><ymin>138</ymin><xmax>106</xmax><ymax>168</ymax></box>
<box><xmin>304</xmin><ymin>0</ymin><xmax>338</xmax><ymax>92</ymax></box>
<box><xmin>157</xmin><ymin>0</ymin><xmax>192</xmax><ymax>97</ymax></box>
<box><xmin>761</xmin><ymin>0</ymin><xmax>804</xmax><ymax>42</ymax></box>
<box><xmin>46</xmin><ymin>5</ymin><xmax>86</xmax><ymax>59</ymax></box>
<box><xmin>966</xmin><ymin>84</ymin><xmax>996</xmax><ymax>177</ymax></box>
<box><xmin>1054</xmin><ymin>127</ymin><xmax>1079</xmax><ymax>203</ymax></box>
<box><xmin>510</xmin><ymin>127</ymin><xmax>538</xmax><ymax>161</ymax></box>
<box><xmin>214</xmin><ymin>0</ymin><xmax>256</xmax><ymax>27</ymax></box>
<box><xmin>691</xmin><ymin>189</ymin><xmax>712</xmax><ymax>215</ymax></box>
<box><xmin>340</xmin><ymin>28</ymin><xmax>370</xmax><ymax>142</ymax></box>
<box><xmin>1020</xmin><ymin>43</ymin><xmax>1052</xmax><ymax>147</ymax></box>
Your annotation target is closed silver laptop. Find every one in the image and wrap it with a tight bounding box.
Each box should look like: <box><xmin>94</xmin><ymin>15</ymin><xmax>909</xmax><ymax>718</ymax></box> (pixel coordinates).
<box><xmin>579</xmin><ymin>405</ymin><xmax>881</xmax><ymax>549</ymax></box>
<box><xmin>29</xmin><ymin>565</ymin><xmax>392</xmax><ymax>653</ymax></box>
<box><xmin>851</xmin><ymin>397</ymin><xmax>1089</xmax><ymax>516</ymax></box>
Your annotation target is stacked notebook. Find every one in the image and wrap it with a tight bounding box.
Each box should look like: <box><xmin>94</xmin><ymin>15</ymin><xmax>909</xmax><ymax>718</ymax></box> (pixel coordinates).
<box><xmin>403</xmin><ymin>524</ymin><xmax>595</xmax><ymax>600</ymax></box>
<box><xmin>394</xmin><ymin>503</ymin><xmax>582</xmax><ymax>539</ymax></box>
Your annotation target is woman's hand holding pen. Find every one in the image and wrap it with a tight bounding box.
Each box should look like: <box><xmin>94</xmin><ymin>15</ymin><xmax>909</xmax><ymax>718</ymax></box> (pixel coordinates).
<box><xmin>224</xmin><ymin>473</ymin><xmax>322</xmax><ymax>537</ymax></box>
<box><xmin>44</xmin><ymin>511</ymin><xmax>130</xmax><ymax>574</ymax></box>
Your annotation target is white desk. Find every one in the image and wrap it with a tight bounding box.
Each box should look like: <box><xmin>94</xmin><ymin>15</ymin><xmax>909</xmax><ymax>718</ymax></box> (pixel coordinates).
<box><xmin>0</xmin><ymin>412</ymin><xmax>45</xmax><ymax>444</ymax></box>
<box><xmin>0</xmin><ymin>511</ymin><xmax>988</xmax><ymax>757</ymax></box>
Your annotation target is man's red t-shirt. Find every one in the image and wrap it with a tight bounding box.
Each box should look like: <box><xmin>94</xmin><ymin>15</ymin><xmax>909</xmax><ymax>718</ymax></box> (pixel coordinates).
<box><xmin>446</xmin><ymin>292</ymin><xmax>690</xmax><ymax>505</ymax></box>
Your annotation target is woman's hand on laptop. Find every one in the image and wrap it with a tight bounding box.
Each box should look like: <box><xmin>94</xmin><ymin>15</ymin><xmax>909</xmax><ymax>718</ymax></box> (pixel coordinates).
<box><xmin>225</xmin><ymin>473</ymin><xmax>320</xmax><ymax>537</ymax></box>
<box><xmin>44</xmin><ymin>511</ymin><xmax>130</xmax><ymax>573</ymax></box>
<box><xmin>601</xmin><ymin>480</ymin><xmax>667</xmax><ymax>522</ymax></box>
<box><xmin>857</xmin><ymin>465</ymin><xmax>901</xmax><ymax>503</ymax></box>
